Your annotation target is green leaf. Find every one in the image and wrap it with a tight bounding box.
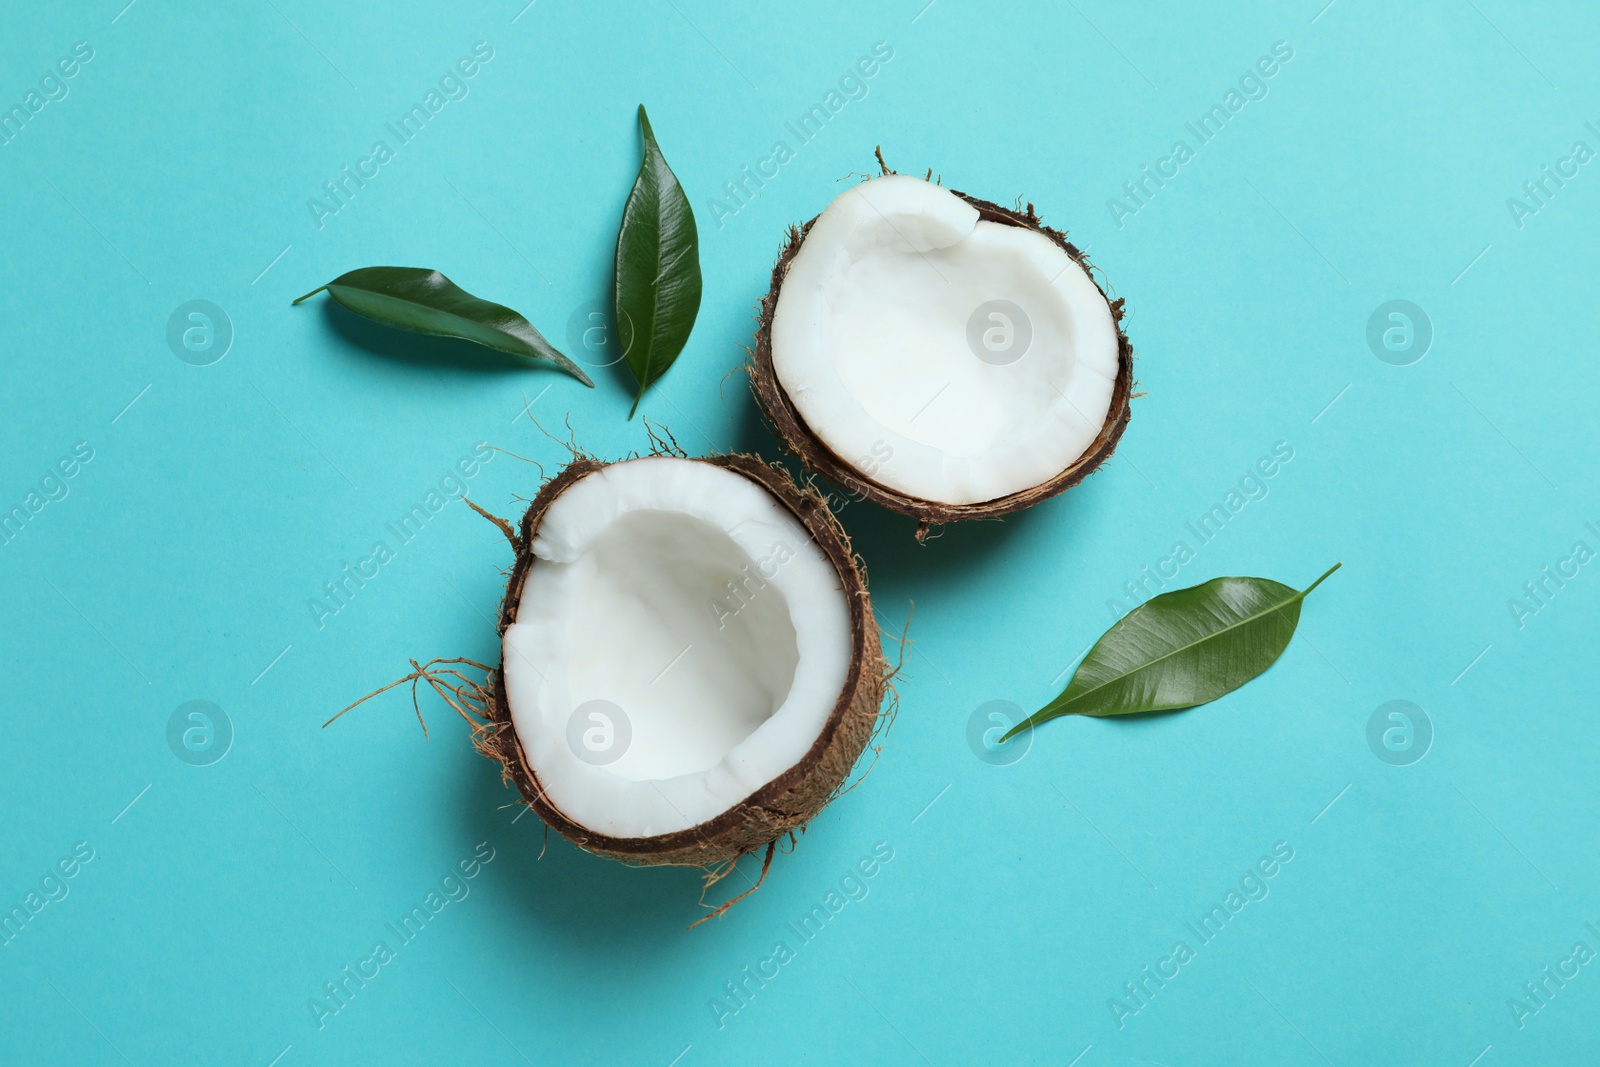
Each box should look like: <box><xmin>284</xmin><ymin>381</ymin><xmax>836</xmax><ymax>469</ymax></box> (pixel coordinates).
<box><xmin>293</xmin><ymin>266</ymin><xmax>592</xmax><ymax>386</ymax></box>
<box><xmin>614</xmin><ymin>105</ymin><xmax>702</xmax><ymax>418</ymax></box>
<box><xmin>1003</xmin><ymin>563</ymin><xmax>1341</xmax><ymax>739</ymax></box>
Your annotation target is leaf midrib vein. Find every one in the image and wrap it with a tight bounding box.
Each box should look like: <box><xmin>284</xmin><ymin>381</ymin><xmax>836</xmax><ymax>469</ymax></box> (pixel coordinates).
<box><xmin>640</xmin><ymin>235</ymin><xmax>690</xmax><ymax>384</ymax></box>
<box><xmin>1049</xmin><ymin>589</ymin><xmax>1303</xmax><ymax>714</ymax></box>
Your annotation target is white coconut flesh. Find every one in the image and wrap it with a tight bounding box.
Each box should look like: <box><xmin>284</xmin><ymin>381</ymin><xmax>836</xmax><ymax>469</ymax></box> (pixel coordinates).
<box><xmin>501</xmin><ymin>457</ymin><xmax>853</xmax><ymax>840</ymax></box>
<box><xmin>770</xmin><ymin>174</ymin><xmax>1120</xmax><ymax>506</ymax></box>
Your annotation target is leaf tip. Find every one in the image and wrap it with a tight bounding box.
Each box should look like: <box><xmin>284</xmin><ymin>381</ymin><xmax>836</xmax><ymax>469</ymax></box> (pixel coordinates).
<box><xmin>998</xmin><ymin>719</ymin><xmax>1034</xmax><ymax>744</ymax></box>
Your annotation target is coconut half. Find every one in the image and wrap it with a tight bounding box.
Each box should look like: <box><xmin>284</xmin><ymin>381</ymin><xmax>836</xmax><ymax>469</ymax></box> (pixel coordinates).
<box><xmin>751</xmin><ymin>173</ymin><xmax>1134</xmax><ymax>534</ymax></box>
<box><xmin>478</xmin><ymin>453</ymin><xmax>886</xmax><ymax>868</ymax></box>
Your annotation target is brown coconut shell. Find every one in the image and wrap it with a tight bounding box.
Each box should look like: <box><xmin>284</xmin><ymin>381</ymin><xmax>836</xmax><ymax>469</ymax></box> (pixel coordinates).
<box><xmin>749</xmin><ymin>185</ymin><xmax>1136</xmax><ymax>539</ymax></box>
<box><xmin>474</xmin><ymin>452</ymin><xmax>888</xmax><ymax>869</ymax></box>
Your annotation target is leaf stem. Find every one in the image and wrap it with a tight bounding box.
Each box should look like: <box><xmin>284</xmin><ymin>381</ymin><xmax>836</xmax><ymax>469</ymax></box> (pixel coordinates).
<box><xmin>1301</xmin><ymin>561</ymin><xmax>1342</xmax><ymax>597</ymax></box>
<box><xmin>291</xmin><ymin>285</ymin><xmax>327</xmax><ymax>305</ymax></box>
<box><xmin>628</xmin><ymin>389</ymin><xmax>643</xmax><ymax>420</ymax></box>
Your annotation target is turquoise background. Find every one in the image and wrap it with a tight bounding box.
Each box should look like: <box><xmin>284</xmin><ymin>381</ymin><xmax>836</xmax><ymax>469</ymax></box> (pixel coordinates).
<box><xmin>3</xmin><ymin>0</ymin><xmax>1597</xmax><ymax>1063</ymax></box>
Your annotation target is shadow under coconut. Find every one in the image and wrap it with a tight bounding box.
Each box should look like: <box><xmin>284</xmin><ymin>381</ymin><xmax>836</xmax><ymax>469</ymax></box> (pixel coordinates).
<box><xmin>315</xmin><ymin>298</ymin><xmax>578</xmax><ymax>381</ymax></box>
<box><xmin>449</xmin><ymin>741</ymin><xmax>715</xmax><ymax>957</ymax></box>
<box><xmin>726</xmin><ymin>384</ymin><xmax>1083</xmax><ymax>602</ymax></box>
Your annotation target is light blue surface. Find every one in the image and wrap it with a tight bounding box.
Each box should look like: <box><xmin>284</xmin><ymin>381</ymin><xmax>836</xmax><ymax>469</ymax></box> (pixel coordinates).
<box><xmin>3</xmin><ymin>2</ymin><xmax>1597</xmax><ymax>1064</ymax></box>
